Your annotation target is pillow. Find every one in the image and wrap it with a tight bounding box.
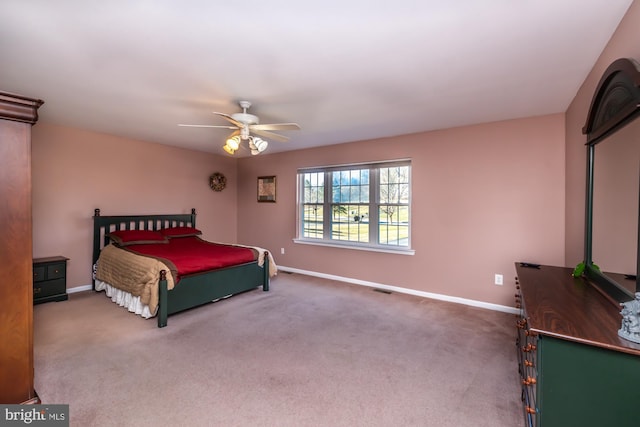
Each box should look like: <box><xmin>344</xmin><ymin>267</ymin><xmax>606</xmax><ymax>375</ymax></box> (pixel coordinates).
<box><xmin>160</xmin><ymin>226</ymin><xmax>202</xmax><ymax>238</ymax></box>
<box><xmin>107</xmin><ymin>230</ymin><xmax>168</xmax><ymax>246</ymax></box>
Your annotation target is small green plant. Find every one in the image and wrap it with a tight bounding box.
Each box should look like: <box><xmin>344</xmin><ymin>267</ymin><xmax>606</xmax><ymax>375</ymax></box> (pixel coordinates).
<box><xmin>572</xmin><ymin>262</ymin><xmax>585</xmax><ymax>277</ymax></box>
<box><xmin>572</xmin><ymin>262</ymin><xmax>600</xmax><ymax>277</ymax></box>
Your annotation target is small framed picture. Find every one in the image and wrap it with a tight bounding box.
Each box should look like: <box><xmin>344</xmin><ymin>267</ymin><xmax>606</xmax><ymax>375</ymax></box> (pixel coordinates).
<box><xmin>257</xmin><ymin>176</ymin><xmax>276</xmax><ymax>202</ymax></box>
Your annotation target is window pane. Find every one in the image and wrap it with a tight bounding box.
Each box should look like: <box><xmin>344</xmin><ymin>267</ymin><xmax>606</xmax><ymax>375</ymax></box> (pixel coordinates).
<box><xmin>303</xmin><ymin>172</ymin><xmax>324</xmax><ymax>204</ymax></box>
<box><xmin>340</xmin><ymin>186</ymin><xmax>349</xmax><ymax>202</ymax></box>
<box><xmin>379</xmin><ymin>184</ymin><xmax>390</xmax><ymax>203</ymax></box>
<box><xmin>331</xmin><ymin>204</ymin><xmax>369</xmax><ymax>242</ymax></box>
<box><xmin>379</xmin><ymin>205</ymin><xmax>409</xmax><ymax>246</ymax></box>
<box><xmin>380</xmin><ymin>168</ymin><xmax>389</xmax><ymax>185</ymax></box>
<box><xmin>360</xmin><ymin>169</ymin><xmax>369</xmax><ymax>185</ymax></box>
<box><xmin>303</xmin><ymin>204</ymin><xmax>323</xmax><ymax>238</ymax></box>
<box><xmin>381</xmin><ymin>166</ymin><xmax>409</xmax><ymax>184</ymax></box>
<box><xmin>350</xmin><ymin>186</ymin><xmax>360</xmax><ymax>202</ymax></box>
<box><xmin>399</xmin><ymin>183</ymin><xmax>409</xmax><ymax>203</ymax></box>
<box><xmin>332</xmin><ymin>169</ymin><xmax>368</xmax><ymax>204</ymax></box>
<box><xmin>379</xmin><ymin>166</ymin><xmax>409</xmax><ymax>205</ymax></box>
<box><xmin>302</xmin><ymin>172</ymin><xmax>324</xmax><ymax>239</ymax></box>
<box><xmin>340</xmin><ymin>170</ymin><xmax>350</xmax><ymax>185</ymax></box>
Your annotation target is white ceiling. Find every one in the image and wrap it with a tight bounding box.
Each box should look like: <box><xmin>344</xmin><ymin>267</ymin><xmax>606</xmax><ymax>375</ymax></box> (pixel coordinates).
<box><xmin>0</xmin><ymin>1</ymin><xmax>633</xmax><ymax>157</ymax></box>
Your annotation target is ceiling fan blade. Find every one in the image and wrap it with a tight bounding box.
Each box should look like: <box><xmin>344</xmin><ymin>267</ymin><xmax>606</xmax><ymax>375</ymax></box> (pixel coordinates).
<box><xmin>251</xmin><ymin>123</ymin><xmax>301</xmax><ymax>131</ymax></box>
<box><xmin>252</xmin><ymin>128</ymin><xmax>290</xmax><ymax>142</ymax></box>
<box><xmin>178</xmin><ymin>124</ymin><xmax>238</xmax><ymax>129</ymax></box>
<box><xmin>213</xmin><ymin>112</ymin><xmax>244</xmax><ymax>127</ymax></box>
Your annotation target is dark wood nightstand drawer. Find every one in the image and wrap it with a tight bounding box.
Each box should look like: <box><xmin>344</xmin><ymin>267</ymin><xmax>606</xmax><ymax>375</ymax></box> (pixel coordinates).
<box><xmin>33</xmin><ymin>256</ymin><xmax>69</xmax><ymax>304</ymax></box>
<box><xmin>33</xmin><ymin>266</ymin><xmax>46</xmax><ymax>283</ymax></box>
<box><xmin>34</xmin><ymin>278</ymin><xmax>66</xmax><ymax>299</ymax></box>
<box><xmin>46</xmin><ymin>264</ymin><xmax>65</xmax><ymax>280</ymax></box>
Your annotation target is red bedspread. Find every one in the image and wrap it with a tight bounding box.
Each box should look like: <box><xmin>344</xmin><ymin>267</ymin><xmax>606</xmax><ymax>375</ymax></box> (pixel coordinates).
<box><xmin>123</xmin><ymin>237</ymin><xmax>257</xmax><ymax>279</ymax></box>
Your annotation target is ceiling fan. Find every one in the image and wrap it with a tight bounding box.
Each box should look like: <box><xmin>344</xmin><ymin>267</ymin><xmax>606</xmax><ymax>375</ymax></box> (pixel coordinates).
<box><xmin>179</xmin><ymin>101</ymin><xmax>300</xmax><ymax>155</ymax></box>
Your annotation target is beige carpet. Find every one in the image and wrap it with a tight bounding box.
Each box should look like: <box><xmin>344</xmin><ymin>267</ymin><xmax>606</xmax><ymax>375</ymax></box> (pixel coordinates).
<box><xmin>34</xmin><ymin>273</ymin><xmax>524</xmax><ymax>427</ymax></box>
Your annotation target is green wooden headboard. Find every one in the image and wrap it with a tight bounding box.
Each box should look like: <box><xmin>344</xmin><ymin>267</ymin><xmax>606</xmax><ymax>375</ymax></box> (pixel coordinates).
<box><xmin>92</xmin><ymin>208</ymin><xmax>197</xmax><ymax>269</ymax></box>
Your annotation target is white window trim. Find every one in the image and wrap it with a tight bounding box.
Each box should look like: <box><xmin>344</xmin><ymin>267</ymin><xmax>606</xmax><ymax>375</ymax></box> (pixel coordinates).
<box><xmin>297</xmin><ymin>159</ymin><xmax>413</xmax><ymax>252</ymax></box>
<box><xmin>293</xmin><ymin>238</ymin><xmax>415</xmax><ymax>255</ymax></box>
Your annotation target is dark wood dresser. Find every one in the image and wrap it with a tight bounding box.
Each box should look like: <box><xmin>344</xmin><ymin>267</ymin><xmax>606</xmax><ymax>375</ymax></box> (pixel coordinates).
<box><xmin>515</xmin><ymin>263</ymin><xmax>640</xmax><ymax>427</ymax></box>
<box><xmin>33</xmin><ymin>256</ymin><xmax>69</xmax><ymax>304</ymax></box>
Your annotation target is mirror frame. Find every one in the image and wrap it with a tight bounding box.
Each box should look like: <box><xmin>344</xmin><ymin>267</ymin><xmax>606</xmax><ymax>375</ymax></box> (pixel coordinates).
<box><xmin>582</xmin><ymin>57</ymin><xmax>640</xmax><ymax>303</ymax></box>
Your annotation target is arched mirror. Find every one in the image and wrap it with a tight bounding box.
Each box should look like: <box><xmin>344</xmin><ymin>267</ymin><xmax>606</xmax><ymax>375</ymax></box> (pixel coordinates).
<box><xmin>582</xmin><ymin>58</ymin><xmax>640</xmax><ymax>303</ymax></box>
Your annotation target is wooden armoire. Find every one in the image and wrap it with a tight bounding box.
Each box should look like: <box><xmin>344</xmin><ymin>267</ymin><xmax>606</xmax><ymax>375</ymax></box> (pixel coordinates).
<box><xmin>0</xmin><ymin>91</ymin><xmax>43</xmax><ymax>404</ymax></box>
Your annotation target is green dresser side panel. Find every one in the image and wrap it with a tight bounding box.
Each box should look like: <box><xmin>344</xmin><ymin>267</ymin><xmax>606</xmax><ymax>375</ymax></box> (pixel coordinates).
<box><xmin>538</xmin><ymin>336</ymin><xmax>640</xmax><ymax>427</ymax></box>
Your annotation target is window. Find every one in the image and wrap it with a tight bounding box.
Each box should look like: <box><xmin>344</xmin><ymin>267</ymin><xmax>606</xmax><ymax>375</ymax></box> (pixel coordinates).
<box><xmin>298</xmin><ymin>160</ymin><xmax>411</xmax><ymax>251</ymax></box>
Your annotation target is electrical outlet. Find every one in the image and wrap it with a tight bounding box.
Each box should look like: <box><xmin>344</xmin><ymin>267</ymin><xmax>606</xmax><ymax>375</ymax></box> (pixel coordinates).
<box><xmin>281</xmin><ymin>248</ymin><xmax>285</xmax><ymax>255</ymax></box>
<box><xmin>495</xmin><ymin>274</ymin><xmax>503</xmax><ymax>285</ymax></box>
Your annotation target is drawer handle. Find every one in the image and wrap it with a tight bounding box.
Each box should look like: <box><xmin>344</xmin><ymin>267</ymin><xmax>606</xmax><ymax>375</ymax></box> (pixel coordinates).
<box><xmin>522</xmin><ymin>376</ymin><xmax>537</xmax><ymax>386</ymax></box>
<box><xmin>34</xmin><ymin>287</ymin><xmax>41</xmax><ymax>294</ymax></box>
<box><xmin>522</xmin><ymin>343</ymin><xmax>537</xmax><ymax>352</ymax></box>
<box><xmin>526</xmin><ymin>406</ymin><xmax>536</xmax><ymax>414</ymax></box>
<box><xmin>524</xmin><ymin>360</ymin><xmax>533</xmax><ymax>367</ymax></box>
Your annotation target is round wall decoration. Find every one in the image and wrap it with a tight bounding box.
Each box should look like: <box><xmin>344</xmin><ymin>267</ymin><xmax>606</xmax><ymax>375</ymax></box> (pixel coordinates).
<box><xmin>209</xmin><ymin>172</ymin><xmax>227</xmax><ymax>192</ymax></box>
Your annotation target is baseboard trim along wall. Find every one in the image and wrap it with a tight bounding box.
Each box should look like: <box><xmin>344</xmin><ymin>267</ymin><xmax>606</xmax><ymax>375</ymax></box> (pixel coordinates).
<box><xmin>68</xmin><ymin>284</ymin><xmax>92</xmax><ymax>293</ymax></box>
<box><xmin>278</xmin><ymin>265</ymin><xmax>519</xmax><ymax>315</ymax></box>
<box><xmin>69</xmin><ymin>268</ymin><xmax>519</xmax><ymax>315</ymax></box>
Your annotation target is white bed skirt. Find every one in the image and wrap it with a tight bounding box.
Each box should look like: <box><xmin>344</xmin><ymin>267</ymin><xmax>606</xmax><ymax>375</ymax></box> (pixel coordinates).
<box><xmin>94</xmin><ymin>279</ymin><xmax>156</xmax><ymax>319</ymax></box>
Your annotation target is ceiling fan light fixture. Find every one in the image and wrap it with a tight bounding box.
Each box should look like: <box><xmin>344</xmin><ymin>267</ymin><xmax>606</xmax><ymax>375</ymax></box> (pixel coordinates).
<box><xmin>226</xmin><ymin>135</ymin><xmax>240</xmax><ymax>150</ymax></box>
<box><xmin>254</xmin><ymin>137</ymin><xmax>268</xmax><ymax>152</ymax></box>
<box><xmin>223</xmin><ymin>144</ymin><xmax>236</xmax><ymax>155</ymax></box>
<box><xmin>248</xmin><ymin>137</ymin><xmax>260</xmax><ymax>155</ymax></box>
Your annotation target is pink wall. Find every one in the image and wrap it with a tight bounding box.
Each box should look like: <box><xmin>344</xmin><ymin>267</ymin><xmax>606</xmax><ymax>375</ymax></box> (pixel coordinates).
<box><xmin>31</xmin><ymin>122</ymin><xmax>238</xmax><ymax>288</ymax></box>
<box><xmin>565</xmin><ymin>1</ymin><xmax>640</xmax><ymax>266</ymax></box>
<box><xmin>237</xmin><ymin>114</ymin><xmax>565</xmax><ymax>307</ymax></box>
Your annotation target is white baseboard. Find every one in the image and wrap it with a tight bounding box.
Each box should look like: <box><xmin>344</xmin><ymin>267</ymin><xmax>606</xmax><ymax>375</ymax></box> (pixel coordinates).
<box><xmin>70</xmin><ymin>269</ymin><xmax>519</xmax><ymax>315</ymax></box>
<box><xmin>68</xmin><ymin>284</ymin><xmax>93</xmax><ymax>294</ymax></box>
<box><xmin>277</xmin><ymin>266</ymin><xmax>519</xmax><ymax>315</ymax></box>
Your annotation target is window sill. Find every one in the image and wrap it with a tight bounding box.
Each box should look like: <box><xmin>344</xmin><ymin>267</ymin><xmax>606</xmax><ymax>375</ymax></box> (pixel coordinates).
<box><xmin>293</xmin><ymin>238</ymin><xmax>415</xmax><ymax>255</ymax></box>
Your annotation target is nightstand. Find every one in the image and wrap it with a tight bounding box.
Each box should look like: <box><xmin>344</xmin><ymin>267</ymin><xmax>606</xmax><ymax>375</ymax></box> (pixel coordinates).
<box><xmin>33</xmin><ymin>256</ymin><xmax>69</xmax><ymax>304</ymax></box>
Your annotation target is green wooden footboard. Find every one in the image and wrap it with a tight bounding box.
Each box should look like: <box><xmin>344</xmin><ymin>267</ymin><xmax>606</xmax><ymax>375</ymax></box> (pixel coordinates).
<box><xmin>158</xmin><ymin>256</ymin><xmax>269</xmax><ymax>327</ymax></box>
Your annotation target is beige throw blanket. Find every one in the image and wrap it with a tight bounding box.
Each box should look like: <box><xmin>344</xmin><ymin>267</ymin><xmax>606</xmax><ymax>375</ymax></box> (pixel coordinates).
<box><xmin>95</xmin><ymin>244</ymin><xmax>176</xmax><ymax>314</ymax></box>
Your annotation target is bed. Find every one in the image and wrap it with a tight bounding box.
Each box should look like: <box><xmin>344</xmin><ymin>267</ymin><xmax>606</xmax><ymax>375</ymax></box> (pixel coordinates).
<box><xmin>92</xmin><ymin>209</ymin><xmax>272</xmax><ymax>327</ymax></box>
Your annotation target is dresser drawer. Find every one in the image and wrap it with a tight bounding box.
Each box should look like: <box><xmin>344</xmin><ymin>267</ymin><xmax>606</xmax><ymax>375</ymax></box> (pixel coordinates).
<box><xmin>47</xmin><ymin>263</ymin><xmax>65</xmax><ymax>280</ymax></box>
<box><xmin>33</xmin><ymin>278</ymin><xmax>66</xmax><ymax>299</ymax></box>
<box><xmin>33</xmin><ymin>266</ymin><xmax>46</xmax><ymax>283</ymax></box>
<box><xmin>33</xmin><ymin>263</ymin><xmax>66</xmax><ymax>282</ymax></box>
